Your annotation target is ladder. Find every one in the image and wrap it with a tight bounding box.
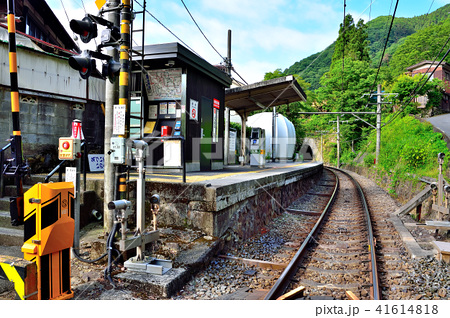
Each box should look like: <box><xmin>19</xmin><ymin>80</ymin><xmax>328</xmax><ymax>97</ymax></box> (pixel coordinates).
<box><xmin>129</xmin><ymin>0</ymin><xmax>147</xmax><ymax>140</ymax></box>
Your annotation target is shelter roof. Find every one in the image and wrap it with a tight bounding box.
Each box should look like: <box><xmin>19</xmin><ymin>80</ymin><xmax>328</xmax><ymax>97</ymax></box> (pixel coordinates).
<box><xmin>225</xmin><ymin>75</ymin><xmax>307</xmax><ymax>116</ymax></box>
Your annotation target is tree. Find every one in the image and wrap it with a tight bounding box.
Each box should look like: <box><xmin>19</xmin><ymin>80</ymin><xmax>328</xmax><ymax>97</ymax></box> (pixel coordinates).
<box><xmin>332</xmin><ymin>14</ymin><xmax>370</xmax><ymax>65</ymax></box>
<box><xmin>388</xmin><ymin>73</ymin><xmax>445</xmax><ymax>114</ymax></box>
<box><xmin>264</xmin><ymin>68</ymin><xmax>285</xmax><ymax>81</ymax></box>
<box><xmin>388</xmin><ymin>19</ymin><xmax>450</xmax><ymax>78</ymax></box>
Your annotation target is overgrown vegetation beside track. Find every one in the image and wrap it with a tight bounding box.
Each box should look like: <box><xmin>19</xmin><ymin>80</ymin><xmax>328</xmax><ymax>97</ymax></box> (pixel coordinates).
<box><xmin>344</xmin><ymin>115</ymin><xmax>449</xmax><ymax>197</ymax></box>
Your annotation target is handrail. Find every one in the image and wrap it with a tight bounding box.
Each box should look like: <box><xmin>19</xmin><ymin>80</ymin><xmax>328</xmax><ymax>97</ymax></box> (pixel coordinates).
<box><xmin>140</xmin><ymin>136</ymin><xmax>186</xmax><ymax>183</ymax></box>
<box><xmin>0</xmin><ymin>143</ymin><xmax>12</xmax><ymax>198</ymax></box>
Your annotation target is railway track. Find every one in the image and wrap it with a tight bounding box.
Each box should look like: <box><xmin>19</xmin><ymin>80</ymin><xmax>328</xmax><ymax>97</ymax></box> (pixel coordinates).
<box><xmin>265</xmin><ymin>167</ymin><xmax>380</xmax><ymax>300</ymax></box>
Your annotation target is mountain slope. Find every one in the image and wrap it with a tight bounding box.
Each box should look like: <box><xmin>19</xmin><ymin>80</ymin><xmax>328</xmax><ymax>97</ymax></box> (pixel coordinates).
<box><xmin>283</xmin><ymin>3</ymin><xmax>450</xmax><ymax>90</ymax></box>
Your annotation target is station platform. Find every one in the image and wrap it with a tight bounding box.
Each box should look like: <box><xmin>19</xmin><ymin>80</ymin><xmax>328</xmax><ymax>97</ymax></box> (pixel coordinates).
<box><xmin>88</xmin><ymin>161</ymin><xmax>324</xmax><ymax>238</ymax></box>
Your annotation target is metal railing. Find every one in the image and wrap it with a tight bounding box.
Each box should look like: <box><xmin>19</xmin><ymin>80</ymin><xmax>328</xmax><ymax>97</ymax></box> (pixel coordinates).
<box><xmin>131</xmin><ymin>136</ymin><xmax>186</xmax><ymax>183</ymax></box>
<box><xmin>0</xmin><ymin>143</ymin><xmax>12</xmax><ymax>198</ymax></box>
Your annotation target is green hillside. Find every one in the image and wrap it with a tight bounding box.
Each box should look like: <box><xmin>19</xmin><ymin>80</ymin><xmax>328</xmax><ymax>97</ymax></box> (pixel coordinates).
<box><xmin>281</xmin><ymin>3</ymin><xmax>450</xmax><ymax>90</ymax></box>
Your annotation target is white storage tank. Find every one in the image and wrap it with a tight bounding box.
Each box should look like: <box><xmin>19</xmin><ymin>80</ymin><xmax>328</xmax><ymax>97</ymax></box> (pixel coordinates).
<box><xmin>247</xmin><ymin>112</ymin><xmax>296</xmax><ymax>160</ymax></box>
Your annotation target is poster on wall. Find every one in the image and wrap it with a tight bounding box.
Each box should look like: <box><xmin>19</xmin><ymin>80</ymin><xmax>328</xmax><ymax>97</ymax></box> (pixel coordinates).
<box><xmin>213</xmin><ymin>108</ymin><xmax>217</xmax><ymax>143</ymax></box>
<box><xmin>148</xmin><ymin>68</ymin><xmax>182</xmax><ymax>100</ymax></box>
<box><xmin>168</xmin><ymin>101</ymin><xmax>177</xmax><ymax>115</ymax></box>
<box><xmin>159</xmin><ymin>102</ymin><xmax>168</xmax><ymax>115</ymax></box>
<box><xmin>213</xmin><ymin>99</ymin><xmax>220</xmax><ymax>143</ymax></box>
<box><xmin>149</xmin><ymin>104</ymin><xmax>158</xmax><ymax>119</ymax></box>
<box><xmin>113</xmin><ymin>104</ymin><xmax>126</xmax><ymax>135</ymax></box>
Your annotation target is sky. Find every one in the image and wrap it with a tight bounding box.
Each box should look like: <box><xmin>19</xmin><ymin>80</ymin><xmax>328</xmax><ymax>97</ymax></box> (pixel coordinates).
<box><xmin>46</xmin><ymin>0</ymin><xmax>450</xmax><ymax>84</ymax></box>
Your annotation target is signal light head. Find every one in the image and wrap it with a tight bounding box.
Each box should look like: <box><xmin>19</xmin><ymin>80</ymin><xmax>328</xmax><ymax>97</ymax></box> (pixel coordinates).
<box><xmin>70</xmin><ymin>16</ymin><xmax>97</xmax><ymax>43</ymax></box>
<box><xmin>102</xmin><ymin>58</ymin><xmax>121</xmax><ymax>83</ymax></box>
<box><xmin>69</xmin><ymin>51</ymin><xmax>96</xmax><ymax>80</ymax></box>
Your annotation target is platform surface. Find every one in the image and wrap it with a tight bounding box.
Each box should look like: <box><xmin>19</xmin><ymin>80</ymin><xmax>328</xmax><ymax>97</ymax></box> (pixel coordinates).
<box><xmin>50</xmin><ymin>161</ymin><xmax>322</xmax><ymax>185</ymax></box>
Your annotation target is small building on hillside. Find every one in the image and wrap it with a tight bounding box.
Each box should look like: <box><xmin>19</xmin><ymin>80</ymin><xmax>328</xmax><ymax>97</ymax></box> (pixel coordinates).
<box><xmin>406</xmin><ymin>60</ymin><xmax>450</xmax><ymax>113</ymax></box>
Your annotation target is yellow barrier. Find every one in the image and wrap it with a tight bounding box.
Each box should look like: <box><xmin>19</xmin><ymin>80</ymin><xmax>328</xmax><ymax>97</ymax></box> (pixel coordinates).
<box><xmin>22</xmin><ymin>182</ymin><xmax>75</xmax><ymax>300</ymax></box>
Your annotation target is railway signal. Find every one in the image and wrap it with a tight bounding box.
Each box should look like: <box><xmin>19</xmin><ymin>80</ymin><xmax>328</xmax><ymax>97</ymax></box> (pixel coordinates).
<box><xmin>103</xmin><ymin>58</ymin><xmax>121</xmax><ymax>83</ymax></box>
<box><xmin>69</xmin><ymin>51</ymin><xmax>96</xmax><ymax>79</ymax></box>
<box><xmin>70</xmin><ymin>15</ymin><xmax>98</xmax><ymax>43</ymax></box>
<box><xmin>68</xmin><ymin>13</ymin><xmax>121</xmax><ymax>82</ymax></box>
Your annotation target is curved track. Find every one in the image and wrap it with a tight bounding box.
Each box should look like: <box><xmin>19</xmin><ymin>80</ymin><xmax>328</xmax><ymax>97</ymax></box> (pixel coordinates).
<box><xmin>265</xmin><ymin>167</ymin><xmax>380</xmax><ymax>300</ymax></box>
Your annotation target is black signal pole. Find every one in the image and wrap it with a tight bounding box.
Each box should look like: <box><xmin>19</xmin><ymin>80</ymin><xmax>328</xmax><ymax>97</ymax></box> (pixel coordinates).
<box><xmin>7</xmin><ymin>0</ymin><xmax>27</xmax><ymax>226</ymax></box>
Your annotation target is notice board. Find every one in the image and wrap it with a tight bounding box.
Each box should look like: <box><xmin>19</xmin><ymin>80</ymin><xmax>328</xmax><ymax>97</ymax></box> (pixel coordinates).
<box><xmin>147</xmin><ymin>68</ymin><xmax>182</xmax><ymax>100</ymax></box>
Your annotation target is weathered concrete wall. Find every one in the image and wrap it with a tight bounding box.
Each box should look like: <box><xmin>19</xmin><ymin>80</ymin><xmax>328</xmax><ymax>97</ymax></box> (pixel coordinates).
<box><xmin>0</xmin><ymin>89</ymin><xmax>105</xmax><ymax>172</ymax></box>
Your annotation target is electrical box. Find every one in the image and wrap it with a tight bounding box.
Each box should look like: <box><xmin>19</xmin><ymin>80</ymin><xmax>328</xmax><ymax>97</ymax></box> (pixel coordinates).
<box><xmin>250</xmin><ymin>127</ymin><xmax>266</xmax><ymax>168</ymax></box>
<box><xmin>110</xmin><ymin>137</ymin><xmax>126</xmax><ymax>164</ymax></box>
<box><xmin>58</xmin><ymin>137</ymin><xmax>81</xmax><ymax>160</ymax></box>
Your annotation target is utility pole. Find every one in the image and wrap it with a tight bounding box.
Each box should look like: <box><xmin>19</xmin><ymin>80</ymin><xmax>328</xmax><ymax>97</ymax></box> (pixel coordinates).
<box><xmin>329</xmin><ymin>116</ymin><xmax>348</xmax><ymax>168</ymax></box>
<box><xmin>337</xmin><ymin>116</ymin><xmax>340</xmax><ymax>168</ymax></box>
<box><xmin>376</xmin><ymin>84</ymin><xmax>382</xmax><ymax>165</ymax></box>
<box><xmin>104</xmin><ymin>0</ymin><xmax>120</xmax><ymax>233</ymax></box>
<box><xmin>224</xmin><ymin>30</ymin><xmax>231</xmax><ymax>166</ymax></box>
<box><xmin>7</xmin><ymin>0</ymin><xmax>28</xmax><ymax>226</ymax></box>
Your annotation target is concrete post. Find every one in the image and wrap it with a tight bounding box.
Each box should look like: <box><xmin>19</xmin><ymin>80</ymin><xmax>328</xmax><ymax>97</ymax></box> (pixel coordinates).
<box><xmin>376</xmin><ymin>84</ymin><xmax>381</xmax><ymax>165</ymax></box>
<box><xmin>104</xmin><ymin>0</ymin><xmax>120</xmax><ymax>233</ymax></box>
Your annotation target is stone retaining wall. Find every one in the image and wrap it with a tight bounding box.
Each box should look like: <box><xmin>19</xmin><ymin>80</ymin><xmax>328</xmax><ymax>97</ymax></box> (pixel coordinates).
<box><xmin>141</xmin><ymin>164</ymin><xmax>323</xmax><ymax>239</ymax></box>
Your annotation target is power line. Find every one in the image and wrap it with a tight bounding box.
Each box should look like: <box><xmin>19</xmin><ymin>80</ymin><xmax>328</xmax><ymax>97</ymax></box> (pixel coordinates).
<box><xmin>134</xmin><ymin>0</ymin><xmax>248</xmax><ymax>85</ymax></box>
<box><xmin>180</xmin><ymin>0</ymin><xmax>225</xmax><ymax>61</ymax></box>
<box><xmin>133</xmin><ymin>0</ymin><xmax>201</xmax><ymax>57</ymax></box>
<box><xmin>370</xmin><ymin>0</ymin><xmax>399</xmax><ymax>91</ymax></box>
<box><xmin>232</xmin><ymin>68</ymin><xmax>248</xmax><ymax>85</ymax></box>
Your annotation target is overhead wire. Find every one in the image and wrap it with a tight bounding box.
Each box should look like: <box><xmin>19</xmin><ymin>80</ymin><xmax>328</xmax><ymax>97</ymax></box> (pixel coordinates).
<box><xmin>331</xmin><ymin>0</ymin><xmax>441</xmax><ymax>146</ymax></box>
<box><xmin>180</xmin><ymin>0</ymin><xmax>225</xmax><ymax>61</ymax></box>
<box><xmin>132</xmin><ymin>1</ymin><xmax>249</xmax><ymax>86</ymax></box>
<box><xmin>373</xmin><ymin>0</ymin><xmax>448</xmax><ymax>128</ymax></box>
<box><xmin>370</xmin><ymin>0</ymin><xmax>399</xmax><ymax>92</ymax></box>
<box><xmin>133</xmin><ymin>0</ymin><xmax>201</xmax><ymax>57</ymax></box>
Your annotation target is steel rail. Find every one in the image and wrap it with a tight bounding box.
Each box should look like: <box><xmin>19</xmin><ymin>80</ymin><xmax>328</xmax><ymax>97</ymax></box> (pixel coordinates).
<box><xmin>264</xmin><ymin>167</ymin><xmax>339</xmax><ymax>300</ymax></box>
<box><xmin>335</xmin><ymin>168</ymin><xmax>380</xmax><ymax>300</ymax></box>
<box><xmin>264</xmin><ymin>167</ymin><xmax>381</xmax><ymax>300</ymax></box>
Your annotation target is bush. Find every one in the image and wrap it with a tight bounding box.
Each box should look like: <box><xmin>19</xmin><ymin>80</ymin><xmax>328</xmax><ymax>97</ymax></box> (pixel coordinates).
<box><xmin>363</xmin><ymin>153</ymin><xmax>375</xmax><ymax>167</ymax></box>
<box><xmin>401</xmin><ymin>144</ymin><xmax>427</xmax><ymax>169</ymax></box>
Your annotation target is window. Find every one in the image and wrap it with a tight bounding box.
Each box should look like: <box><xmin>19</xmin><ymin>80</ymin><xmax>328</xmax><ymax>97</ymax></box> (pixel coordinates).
<box><xmin>445</xmin><ymin>72</ymin><xmax>450</xmax><ymax>81</ymax></box>
<box><xmin>25</xmin><ymin>14</ymin><xmax>48</xmax><ymax>42</ymax></box>
<box><xmin>130</xmin><ymin>98</ymin><xmax>143</xmax><ymax>139</ymax></box>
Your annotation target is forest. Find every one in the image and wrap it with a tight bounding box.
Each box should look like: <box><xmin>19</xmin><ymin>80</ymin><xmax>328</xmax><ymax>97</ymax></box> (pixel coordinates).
<box><xmin>261</xmin><ymin>3</ymin><xmax>450</xmax><ymax>189</ymax></box>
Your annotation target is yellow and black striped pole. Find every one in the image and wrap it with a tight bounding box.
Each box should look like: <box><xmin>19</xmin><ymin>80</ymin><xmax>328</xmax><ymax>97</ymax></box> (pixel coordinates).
<box><xmin>7</xmin><ymin>0</ymin><xmax>25</xmax><ymax>226</ymax></box>
<box><xmin>7</xmin><ymin>0</ymin><xmax>21</xmax><ymax>139</ymax></box>
<box><xmin>118</xmin><ymin>0</ymin><xmax>131</xmax><ymax>200</ymax></box>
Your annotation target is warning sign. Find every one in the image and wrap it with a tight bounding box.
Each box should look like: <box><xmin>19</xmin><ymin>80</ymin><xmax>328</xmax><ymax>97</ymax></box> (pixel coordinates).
<box><xmin>190</xmin><ymin>99</ymin><xmax>198</xmax><ymax>121</ymax></box>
